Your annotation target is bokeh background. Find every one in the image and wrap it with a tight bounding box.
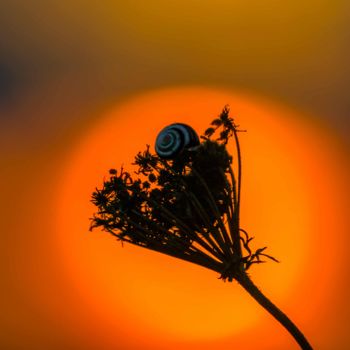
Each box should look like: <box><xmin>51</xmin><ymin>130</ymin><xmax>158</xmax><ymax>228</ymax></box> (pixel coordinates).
<box><xmin>1</xmin><ymin>1</ymin><xmax>349</xmax><ymax>349</ymax></box>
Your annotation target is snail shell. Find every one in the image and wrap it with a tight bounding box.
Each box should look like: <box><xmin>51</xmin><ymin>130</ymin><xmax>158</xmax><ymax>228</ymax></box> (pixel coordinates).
<box><xmin>155</xmin><ymin>123</ymin><xmax>200</xmax><ymax>159</ymax></box>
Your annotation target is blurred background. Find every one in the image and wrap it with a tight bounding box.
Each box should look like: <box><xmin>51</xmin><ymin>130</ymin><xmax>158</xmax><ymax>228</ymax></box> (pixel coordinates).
<box><xmin>0</xmin><ymin>1</ymin><xmax>349</xmax><ymax>349</ymax></box>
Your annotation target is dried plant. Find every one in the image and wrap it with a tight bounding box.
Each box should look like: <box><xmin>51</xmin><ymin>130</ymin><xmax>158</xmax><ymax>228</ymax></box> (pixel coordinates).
<box><xmin>90</xmin><ymin>106</ymin><xmax>313</xmax><ymax>350</ymax></box>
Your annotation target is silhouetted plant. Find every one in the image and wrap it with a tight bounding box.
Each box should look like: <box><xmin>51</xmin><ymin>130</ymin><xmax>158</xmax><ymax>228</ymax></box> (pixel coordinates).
<box><xmin>90</xmin><ymin>106</ymin><xmax>313</xmax><ymax>350</ymax></box>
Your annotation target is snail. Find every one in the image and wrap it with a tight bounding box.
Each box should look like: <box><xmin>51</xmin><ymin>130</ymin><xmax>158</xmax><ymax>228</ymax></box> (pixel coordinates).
<box><xmin>155</xmin><ymin>123</ymin><xmax>200</xmax><ymax>159</ymax></box>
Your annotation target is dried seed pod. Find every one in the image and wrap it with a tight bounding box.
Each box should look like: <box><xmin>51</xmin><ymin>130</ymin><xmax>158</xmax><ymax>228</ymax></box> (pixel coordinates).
<box><xmin>155</xmin><ymin>123</ymin><xmax>200</xmax><ymax>159</ymax></box>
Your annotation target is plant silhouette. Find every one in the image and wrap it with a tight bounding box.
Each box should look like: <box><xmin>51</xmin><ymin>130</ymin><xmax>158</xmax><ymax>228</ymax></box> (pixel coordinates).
<box><xmin>90</xmin><ymin>106</ymin><xmax>313</xmax><ymax>349</ymax></box>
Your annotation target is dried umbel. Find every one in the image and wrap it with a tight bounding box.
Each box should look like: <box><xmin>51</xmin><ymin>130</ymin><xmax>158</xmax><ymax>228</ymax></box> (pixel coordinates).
<box><xmin>90</xmin><ymin>106</ymin><xmax>313</xmax><ymax>350</ymax></box>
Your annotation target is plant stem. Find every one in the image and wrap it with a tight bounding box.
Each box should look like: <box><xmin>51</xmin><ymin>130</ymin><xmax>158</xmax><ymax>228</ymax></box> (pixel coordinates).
<box><xmin>235</xmin><ymin>271</ymin><xmax>313</xmax><ymax>350</ymax></box>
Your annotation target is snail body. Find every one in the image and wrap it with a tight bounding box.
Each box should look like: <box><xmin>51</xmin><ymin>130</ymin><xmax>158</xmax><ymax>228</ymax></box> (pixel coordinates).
<box><xmin>155</xmin><ymin>123</ymin><xmax>200</xmax><ymax>159</ymax></box>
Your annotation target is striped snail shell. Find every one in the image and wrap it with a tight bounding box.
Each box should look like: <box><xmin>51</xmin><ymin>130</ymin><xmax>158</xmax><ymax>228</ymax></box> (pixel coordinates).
<box><xmin>155</xmin><ymin>123</ymin><xmax>200</xmax><ymax>159</ymax></box>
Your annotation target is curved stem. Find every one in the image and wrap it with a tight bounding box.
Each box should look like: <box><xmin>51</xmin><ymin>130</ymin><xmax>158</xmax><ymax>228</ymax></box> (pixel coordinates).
<box><xmin>236</xmin><ymin>272</ymin><xmax>313</xmax><ymax>350</ymax></box>
<box><xmin>232</xmin><ymin>128</ymin><xmax>242</xmax><ymax>218</ymax></box>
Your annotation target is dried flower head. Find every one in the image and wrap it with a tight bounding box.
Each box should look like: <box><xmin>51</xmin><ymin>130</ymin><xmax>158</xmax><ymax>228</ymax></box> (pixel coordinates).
<box><xmin>90</xmin><ymin>106</ymin><xmax>312</xmax><ymax>350</ymax></box>
<box><xmin>91</xmin><ymin>106</ymin><xmax>276</xmax><ymax>281</ymax></box>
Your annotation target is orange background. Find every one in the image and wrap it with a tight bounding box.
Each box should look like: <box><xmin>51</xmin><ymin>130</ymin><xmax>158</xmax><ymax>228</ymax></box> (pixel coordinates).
<box><xmin>1</xmin><ymin>2</ymin><xmax>349</xmax><ymax>350</ymax></box>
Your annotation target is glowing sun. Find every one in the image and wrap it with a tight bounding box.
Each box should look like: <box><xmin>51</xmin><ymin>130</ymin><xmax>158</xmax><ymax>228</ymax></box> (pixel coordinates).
<box><xmin>54</xmin><ymin>86</ymin><xmax>347</xmax><ymax>349</ymax></box>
